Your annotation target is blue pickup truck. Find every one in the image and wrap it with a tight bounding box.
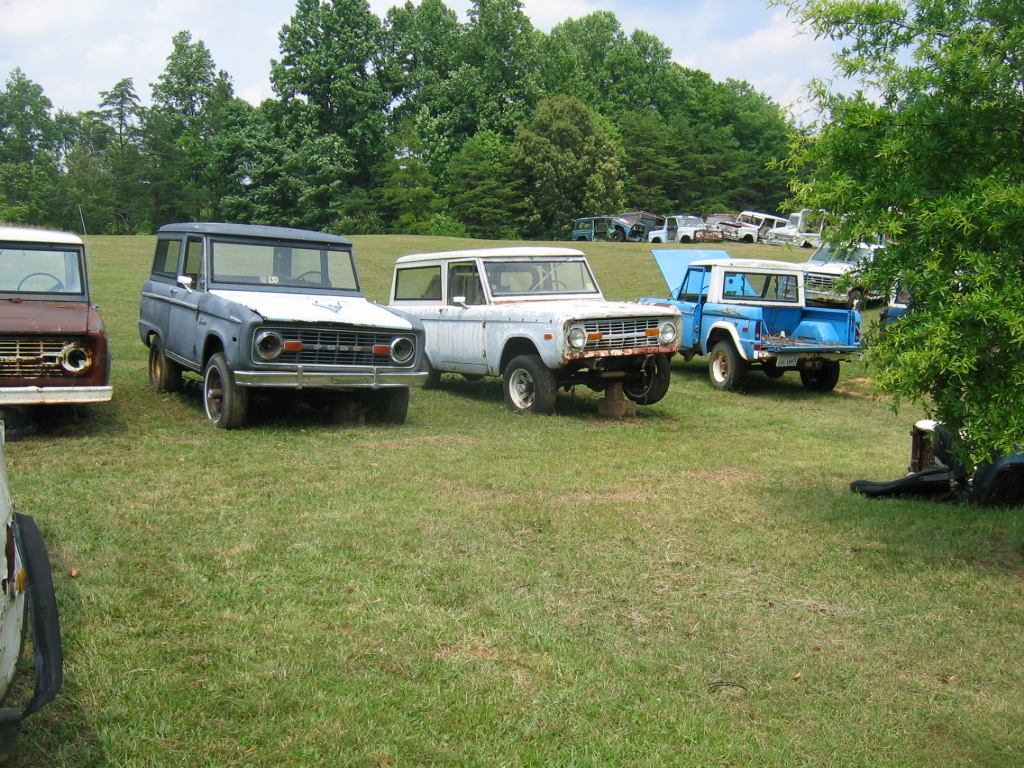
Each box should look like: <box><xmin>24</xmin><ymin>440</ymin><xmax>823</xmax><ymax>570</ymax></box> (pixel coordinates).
<box><xmin>638</xmin><ymin>250</ymin><xmax>861</xmax><ymax>391</ymax></box>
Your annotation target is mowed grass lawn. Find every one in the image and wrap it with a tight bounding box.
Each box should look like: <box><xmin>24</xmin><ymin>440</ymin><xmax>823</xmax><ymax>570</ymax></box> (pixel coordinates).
<box><xmin>6</xmin><ymin>234</ymin><xmax>1024</xmax><ymax>767</ymax></box>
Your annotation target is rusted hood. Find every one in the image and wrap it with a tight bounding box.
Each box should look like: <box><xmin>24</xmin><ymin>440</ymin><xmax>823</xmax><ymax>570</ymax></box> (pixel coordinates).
<box><xmin>1</xmin><ymin>299</ymin><xmax>95</xmax><ymax>335</ymax></box>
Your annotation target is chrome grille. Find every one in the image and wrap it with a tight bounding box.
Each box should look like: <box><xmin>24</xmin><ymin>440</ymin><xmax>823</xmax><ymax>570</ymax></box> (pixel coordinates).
<box><xmin>0</xmin><ymin>338</ymin><xmax>68</xmax><ymax>377</ymax></box>
<box><xmin>261</xmin><ymin>326</ymin><xmax>413</xmax><ymax>366</ymax></box>
<box><xmin>581</xmin><ymin>317</ymin><xmax>664</xmax><ymax>351</ymax></box>
<box><xmin>805</xmin><ymin>273</ymin><xmax>836</xmax><ymax>291</ymax></box>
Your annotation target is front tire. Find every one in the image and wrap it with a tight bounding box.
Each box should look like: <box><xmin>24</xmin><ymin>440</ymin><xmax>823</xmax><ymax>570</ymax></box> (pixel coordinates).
<box><xmin>203</xmin><ymin>353</ymin><xmax>249</xmax><ymax>429</ymax></box>
<box><xmin>800</xmin><ymin>361</ymin><xmax>841</xmax><ymax>392</ymax></box>
<box><xmin>503</xmin><ymin>355</ymin><xmax>557</xmax><ymax>414</ymax></box>
<box><xmin>149</xmin><ymin>338</ymin><xmax>183</xmax><ymax>393</ymax></box>
<box><xmin>367</xmin><ymin>388</ymin><xmax>410</xmax><ymax>424</ymax></box>
<box><xmin>623</xmin><ymin>354</ymin><xmax>671</xmax><ymax>405</ymax></box>
<box><xmin>708</xmin><ymin>341</ymin><xmax>747</xmax><ymax>392</ymax></box>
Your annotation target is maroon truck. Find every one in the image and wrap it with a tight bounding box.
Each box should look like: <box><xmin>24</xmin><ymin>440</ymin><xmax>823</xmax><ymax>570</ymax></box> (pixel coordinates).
<box><xmin>0</xmin><ymin>226</ymin><xmax>111</xmax><ymax>431</ymax></box>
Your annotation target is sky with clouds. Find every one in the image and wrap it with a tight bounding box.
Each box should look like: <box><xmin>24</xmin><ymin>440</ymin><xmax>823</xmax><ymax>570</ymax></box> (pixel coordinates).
<box><xmin>0</xmin><ymin>0</ymin><xmax>844</xmax><ymax>121</ymax></box>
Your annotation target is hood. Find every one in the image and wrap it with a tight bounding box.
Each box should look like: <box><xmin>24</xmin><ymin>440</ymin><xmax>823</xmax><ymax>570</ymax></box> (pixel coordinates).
<box><xmin>649</xmin><ymin>250</ymin><xmax>729</xmax><ymax>296</ymax></box>
<box><xmin>0</xmin><ymin>298</ymin><xmax>94</xmax><ymax>334</ymax></box>
<box><xmin>801</xmin><ymin>262</ymin><xmax>854</xmax><ymax>278</ymax></box>
<box><xmin>211</xmin><ymin>290</ymin><xmax>417</xmax><ymax>330</ymax></box>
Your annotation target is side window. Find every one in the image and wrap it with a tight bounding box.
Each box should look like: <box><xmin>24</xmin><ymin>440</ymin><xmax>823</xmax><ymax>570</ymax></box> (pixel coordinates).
<box><xmin>448</xmin><ymin>263</ymin><xmax>485</xmax><ymax>305</ymax></box>
<box><xmin>678</xmin><ymin>268</ymin><xmax>710</xmax><ymax>302</ymax></box>
<box><xmin>183</xmin><ymin>237</ymin><xmax>203</xmax><ymax>284</ymax></box>
<box><xmin>151</xmin><ymin>238</ymin><xmax>181</xmax><ymax>278</ymax></box>
<box><xmin>394</xmin><ymin>266</ymin><xmax>442</xmax><ymax>301</ymax></box>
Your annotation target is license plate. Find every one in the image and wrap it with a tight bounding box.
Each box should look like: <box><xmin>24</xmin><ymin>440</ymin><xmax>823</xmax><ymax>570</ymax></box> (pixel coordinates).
<box><xmin>776</xmin><ymin>355</ymin><xmax>798</xmax><ymax>368</ymax></box>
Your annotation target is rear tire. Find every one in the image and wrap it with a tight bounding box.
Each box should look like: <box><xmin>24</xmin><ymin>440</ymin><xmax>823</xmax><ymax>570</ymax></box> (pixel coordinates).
<box><xmin>203</xmin><ymin>353</ymin><xmax>248</xmax><ymax>429</ymax></box>
<box><xmin>149</xmin><ymin>338</ymin><xmax>183</xmax><ymax>393</ymax></box>
<box><xmin>800</xmin><ymin>361</ymin><xmax>841</xmax><ymax>392</ymax></box>
<box><xmin>623</xmin><ymin>354</ymin><xmax>671</xmax><ymax>405</ymax></box>
<box><xmin>708</xmin><ymin>341</ymin><xmax>746</xmax><ymax>391</ymax></box>
<box><xmin>503</xmin><ymin>355</ymin><xmax>557</xmax><ymax>414</ymax></box>
<box><xmin>422</xmin><ymin>360</ymin><xmax>442</xmax><ymax>390</ymax></box>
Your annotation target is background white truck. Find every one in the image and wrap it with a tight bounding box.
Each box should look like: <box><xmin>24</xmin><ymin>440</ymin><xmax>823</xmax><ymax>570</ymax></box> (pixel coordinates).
<box><xmin>716</xmin><ymin>211</ymin><xmax>789</xmax><ymax>243</ymax></box>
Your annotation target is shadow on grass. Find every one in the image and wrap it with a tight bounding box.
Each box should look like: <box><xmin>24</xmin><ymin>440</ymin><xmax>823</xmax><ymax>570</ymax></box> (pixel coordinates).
<box><xmin>667</xmin><ymin>356</ymin><xmax>861</xmax><ymax>401</ymax></box>
<box><xmin>432</xmin><ymin>373</ymin><xmax>677</xmax><ymax>420</ymax></box>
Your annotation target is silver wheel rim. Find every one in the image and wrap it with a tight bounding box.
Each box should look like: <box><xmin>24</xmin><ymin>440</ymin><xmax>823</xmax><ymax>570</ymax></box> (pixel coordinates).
<box><xmin>205</xmin><ymin>367</ymin><xmax>224</xmax><ymax>421</ymax></box>
<box><xmin>712</xmin><ymin>353</ymin><xmax>728</xmax><ymax>383</ymax></box>
<box><xmin>508</xmin><ymin>368</ymin><xmax>535</xmax><ymax>410</ymax></box>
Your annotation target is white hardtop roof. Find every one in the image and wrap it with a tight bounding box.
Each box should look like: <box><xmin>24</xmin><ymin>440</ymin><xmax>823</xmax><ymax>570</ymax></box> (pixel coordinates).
<box><xmin>692</xmin><ymin>258</ymin><xmax>805</xmax><ymax>273</ymax></box>
<box><xmin>0</xmin><ymin>225</ymin><xmax>83</xmax><ymax>246</ymax></box>
<box><xmin>396</xmin><ymin>246</ymin><xmax>586</xmax><ymax>264</ymax></box>
<box><xmin>738</xmin><ymin>211</ymin><xmax>788</xmax><ymax>223</ymax></box>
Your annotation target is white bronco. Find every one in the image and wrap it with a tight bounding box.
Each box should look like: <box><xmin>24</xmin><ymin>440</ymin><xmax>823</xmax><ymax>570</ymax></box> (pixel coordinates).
<box><xmin>388</xmin><ymin>247</ymin><xmax>682</xmax><ymax>414</ymax></box>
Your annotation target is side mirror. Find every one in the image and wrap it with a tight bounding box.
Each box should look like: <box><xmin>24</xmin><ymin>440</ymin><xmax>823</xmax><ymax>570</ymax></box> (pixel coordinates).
<box><xmin>176</xmin><ymin>275</ymin><xmax>194</xmax><ymax>293</ymax></box>
<box><xmin>452</xmin><ymin>295</ymin><xmax>467</xmax><ymax>306</ymax></box>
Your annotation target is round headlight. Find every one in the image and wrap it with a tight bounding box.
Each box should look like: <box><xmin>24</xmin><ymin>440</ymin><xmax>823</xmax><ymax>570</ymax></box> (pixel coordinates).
<box><xmin>390</xmin><ymin>337</ymin><xmax>415</xmax><ymax>365</ymax></box>
<box><xmin>255</xmin><ymin>330</ymin><xmax>284</xmax><ymax>360</ymax></box>
<box><xmin>659</xmin><ymin>321</ymin><xmax>678</xmax><ymax>345</ymax></box>
<box><xmin>567</xmin><ymin>326</ymin><xmax>587</xmax><ymax>349</ymax></box>
<box><xmin>59</xmin><ymin>344</ymin><xmax>91</xmax><ymax>373</ymax></box>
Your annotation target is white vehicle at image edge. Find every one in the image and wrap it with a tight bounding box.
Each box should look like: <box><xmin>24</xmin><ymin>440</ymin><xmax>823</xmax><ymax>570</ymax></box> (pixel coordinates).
<box><xmin>388</xmin><ymin>247</ymin><xmax>682</xmax><ymax>414</ymax></box>
<box><xmin>0</xmin><ymin>425</ymin><xmax>62</xmax><ymax>760</ymax></box>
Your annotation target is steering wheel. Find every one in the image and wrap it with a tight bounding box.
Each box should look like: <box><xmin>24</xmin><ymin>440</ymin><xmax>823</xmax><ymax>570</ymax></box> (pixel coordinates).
<box><xmin>17</xmin><ymin>272</ymin><xmax>65</xmax><ymax>292</ymax></box>
<box><xmin>294</xmin><ymin>270</ymin><xmax>323</xmax><ymax>285</ymax></box>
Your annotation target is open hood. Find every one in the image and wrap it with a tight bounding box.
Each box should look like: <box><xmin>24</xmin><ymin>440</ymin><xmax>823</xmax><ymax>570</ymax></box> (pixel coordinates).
<box><xmin>650</xmin><ymin>250</ymin><xmax>729</xmax><ymax>296</ymax></box>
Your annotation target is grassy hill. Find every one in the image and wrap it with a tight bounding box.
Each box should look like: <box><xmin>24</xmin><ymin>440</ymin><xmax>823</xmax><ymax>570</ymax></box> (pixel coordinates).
<box><xmin>5</xmin><ymin>235</ymin><xmax>1022</xmax><ymax>767</ymax></box>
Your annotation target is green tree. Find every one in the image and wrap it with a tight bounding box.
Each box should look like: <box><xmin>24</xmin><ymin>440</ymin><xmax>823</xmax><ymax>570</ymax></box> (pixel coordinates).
<box><xmin>0</xmin><ymin>68</ymin><xmax>61</xmax><ymax>224</ymax></box>
<box><xmin>144</xmin><ymin>31</ymin><xmax>234</xmax><ymax>223</ymax></box>
<box><xmin>511</xmin><ymin>95</ymin><xmax>623</xmax><ymax>238</ymax></box>
<box><xmin>538</xmin><ymin>13</ymin><xmax>671</xmax><ymax>114</ymax></box>
<box><xmin>271</xmin><ymin>0</ymin><xmax>388</xmax><ymax>197</ymax></box>
<box><xmin>97</xmin><ymin>78</ymin><xmax>149</xmax><ymax>232</ymax></box>
<box><xmin>444</xmin><ymin>130</ymin><xmax>532</xmax><ymax>238</ymax></box>
<box><xmin>375</xmin><ymin>122</ymin><xmax>438</xmax><ymax>232</ymax></box>
<box><xmin>614</xmin><ymin>110</ymin><xmax>679</xmax><ymax>214</ymax></box>
<box><xmin>775</xmin><ymin>0</ymin><xmax>1024</xmax><ymax>463</ymax></box>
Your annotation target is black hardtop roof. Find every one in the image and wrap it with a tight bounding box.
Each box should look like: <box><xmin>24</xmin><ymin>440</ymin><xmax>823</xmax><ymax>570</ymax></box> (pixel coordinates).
<box><xmin>157</xmin><ymin>222</ymin><xmax>352</xmax><ymax>246</ymax></box>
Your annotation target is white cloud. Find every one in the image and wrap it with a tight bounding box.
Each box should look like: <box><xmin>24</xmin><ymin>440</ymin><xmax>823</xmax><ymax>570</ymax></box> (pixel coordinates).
<box><xmin>0</xmin><ymin>0</ymin><xmax>843</xmax><ymax>117</ymax></box>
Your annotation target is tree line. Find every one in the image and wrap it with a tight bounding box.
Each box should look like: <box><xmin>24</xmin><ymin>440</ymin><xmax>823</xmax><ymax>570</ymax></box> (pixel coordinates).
<box><xmin>0</xmin><ymin>0</ymin><xmax>796</xmax><ymax>240</ymax></box>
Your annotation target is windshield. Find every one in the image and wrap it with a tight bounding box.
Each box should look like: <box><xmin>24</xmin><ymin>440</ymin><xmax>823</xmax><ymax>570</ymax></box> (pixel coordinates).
<box><xmin>0</xmin><ymin>246</ymin><xmax>86</xmax><ymax>295</ymax></box>
<box><xmin>679</xmin><ymin>217</ymin><xmax>704</xmax><ymax>228</ymax></box>
<box><xmin>813</xmin><ymin>244</ymin><xmax>874</xmax><ymax>266</ymax></box>
<box><xmin>484</xmin><ymin>259</ymin><xmax>600</xmax><ymax>297</ymax></box>
<box><xmin>210</xmin><ymin>239</ymin><xmax>359</xmax><ymax>291</ymax></box>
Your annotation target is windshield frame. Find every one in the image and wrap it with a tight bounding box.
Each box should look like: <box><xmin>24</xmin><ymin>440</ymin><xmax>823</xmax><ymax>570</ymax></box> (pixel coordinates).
<box><xmin>483</xmin><ymin>258</ymin><xmax>602</xmax><ymax>298</ymax></box>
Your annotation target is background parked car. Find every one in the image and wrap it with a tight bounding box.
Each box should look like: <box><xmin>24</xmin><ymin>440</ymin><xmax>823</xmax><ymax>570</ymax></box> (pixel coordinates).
<box><xmin>571</xmin><ymin>216</ymin><xmax>616</xmax><ymax>242</ymax></box>
<box><xmin>571</xmin><ymin>212</ymin><xmax>663</xmax><ymax>242</ymax></box>
<box><xmin>800</xmin><ymin>242</ymin><xmax>883</xmax><ymax>309</ymax></box>
<box><xmin>717</xmin><ymin>211</ymin><xmax>789</xmax><ymax>243</ymax></box>
<box><xmin>647</xmin><ymin>215</ymin><xmax>724</xmax><ymax>244</ymax></box>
